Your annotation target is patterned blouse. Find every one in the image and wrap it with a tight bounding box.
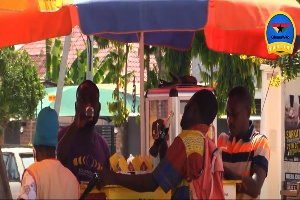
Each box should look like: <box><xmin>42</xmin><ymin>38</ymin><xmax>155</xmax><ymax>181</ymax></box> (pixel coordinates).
<box><xmin>18</xmin><ymin>171</ymin><xmax>36</xmax><ymax>200</ymax></box>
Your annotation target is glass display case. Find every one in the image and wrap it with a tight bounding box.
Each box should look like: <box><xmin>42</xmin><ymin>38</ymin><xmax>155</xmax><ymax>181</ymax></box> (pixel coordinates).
<box><xmin>145</xmin><ymin>86</ymin><xmax>215</xmax><ymax>158</ymax></box>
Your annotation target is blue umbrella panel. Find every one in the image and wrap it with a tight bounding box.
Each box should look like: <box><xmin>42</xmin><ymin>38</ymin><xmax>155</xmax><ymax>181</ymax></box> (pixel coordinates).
<box><xmin>74</xmin><ymin>0</ymin><xmax>209</xmax><ymax>50</ymax></box>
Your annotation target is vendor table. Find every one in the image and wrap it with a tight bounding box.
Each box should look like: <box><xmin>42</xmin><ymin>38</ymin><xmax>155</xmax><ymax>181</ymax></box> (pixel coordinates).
<box><xmin>80</xmin><ymin>180</ymin><xmax>241</xmax><ymax>199</ymax></box>
<box><xmin>80</xmin><ymin>184</ymin><xmax>171</xmax><ymax>199</ymax></box>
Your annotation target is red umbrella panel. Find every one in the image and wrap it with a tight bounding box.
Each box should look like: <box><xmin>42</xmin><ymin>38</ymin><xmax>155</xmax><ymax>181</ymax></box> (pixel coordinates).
<box><xmin>213</xmin><ymin>0</ymin><xmax>300</xmax><ymax>32</ymax></box>
<box><xmin>204</xmin><ymin>0</ymin><xmax>300</xmax><ymax>60</ymax></box>
<box><xmin>0</xmin><ymin>1</ymin><xmax>76</xmax><ymax>48</ymax></box>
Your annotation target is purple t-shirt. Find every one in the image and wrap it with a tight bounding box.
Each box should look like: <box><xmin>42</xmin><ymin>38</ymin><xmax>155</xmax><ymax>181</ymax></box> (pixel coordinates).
<box><xmin>57</xmin><ymin>126</ymin><xmax>110</xmax><ymax>183</ymax></box>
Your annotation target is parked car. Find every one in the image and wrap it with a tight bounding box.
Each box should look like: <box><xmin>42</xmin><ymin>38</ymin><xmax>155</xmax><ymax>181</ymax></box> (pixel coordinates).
<box><xmin>2</xmin><ymin>145</ymin><xmax>34</xmax><ymax>199</ymax></box>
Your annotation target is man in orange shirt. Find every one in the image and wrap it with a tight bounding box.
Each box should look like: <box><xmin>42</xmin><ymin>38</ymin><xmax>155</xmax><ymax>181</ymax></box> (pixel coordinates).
<box><xmin>218</xmin><ymin>85</ymin><xmax>270</xmax><ymax>199</ymax></box>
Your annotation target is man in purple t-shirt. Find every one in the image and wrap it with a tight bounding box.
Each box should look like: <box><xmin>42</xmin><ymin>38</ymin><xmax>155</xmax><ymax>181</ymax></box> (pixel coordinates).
<box><xmin>57</xmin><ymin>80</ymin><xmax>110</xmax><ymax>183</ymax></box>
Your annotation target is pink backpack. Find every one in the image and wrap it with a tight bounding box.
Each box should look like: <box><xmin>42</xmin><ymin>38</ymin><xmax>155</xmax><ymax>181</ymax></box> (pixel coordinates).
<box><xmin>189</xmin><ymin>133</ymin><xmax>225</xmax><ymax>200</ymax></box>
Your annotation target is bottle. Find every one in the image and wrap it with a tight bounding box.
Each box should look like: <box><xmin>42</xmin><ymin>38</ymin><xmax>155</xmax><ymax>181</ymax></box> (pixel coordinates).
<box><xmin>85</xmin><ymin>106</ymin><xmax>94</xmax><ymax>117</ymax></box>
<box><xmin>159</xmin><ymin>111</ymin><xmax>174</xmax><ymax>139</ymax></box>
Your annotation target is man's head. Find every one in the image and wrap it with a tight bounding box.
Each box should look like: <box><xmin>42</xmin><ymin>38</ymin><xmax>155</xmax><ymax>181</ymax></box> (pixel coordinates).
<box><xmin>33</xmin><ymin>107</ymin><xmax>59</xmax><ymax>161</ymax></box>
<box><xmin>75</xmin><ymin>80</ymin><xmax>101</xmax><ymax>127</ymax></box>
<box><xmin>180</xmin><ymin>89</ymin><xmax>218</xmax><ymax>130</ymax></box>
<box><xmin>226</xmin><ymin>85</ymin><xmax>251</xmax><ymax>138</ymax></box>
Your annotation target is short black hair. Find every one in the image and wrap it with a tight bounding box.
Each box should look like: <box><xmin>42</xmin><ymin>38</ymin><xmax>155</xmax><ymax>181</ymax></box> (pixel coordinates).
<box><xmin>76</xmin><ymin>80</ymin><xmax>99</xmax><ymax>98</ymax></box>
<box><xmin>228</xmin><ymin>85</ymin><xmax>251</xmax><ymax>107</ymax></box>
<box><xmin>34</xmin><ymin>145</ymin><xmax>56</xmax><ymax>152</ymax></box>
<box><xmin>33</xmin><ymin>145</ymin><xmax>56</xmax><ymax>160</ymax></box>
<box><xmin>193</xmin><ymin>89</ymin><xmax>218</xmax><ymax>125</ymax></box>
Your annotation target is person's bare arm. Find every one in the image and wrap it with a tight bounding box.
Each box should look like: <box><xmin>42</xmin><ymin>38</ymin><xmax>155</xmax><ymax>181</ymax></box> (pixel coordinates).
<box><xmin>96</xmin><ymin>168</ymin><xmax>159</xmax><ymax>192</ymax></box>
<box><xmin>224</xmin><ymin>165</ymin><xmax>267</xmax><ymax>198</ymax></box>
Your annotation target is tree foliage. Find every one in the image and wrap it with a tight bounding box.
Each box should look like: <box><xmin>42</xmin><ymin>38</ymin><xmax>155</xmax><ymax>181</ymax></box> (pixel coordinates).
<box><xmin>144</xmin><ymin>45</ymin><xmax>160</xmax><ymax>91</ymax></box>
<box><xmin>108</xmin><ymin>89</ymin><xmax>130</xmax><ymax>126</ymax></box>
<box><xmin>163</xmin><ymin>48</ymin><xmax>192</xmax><ymax>80</ymax></box>
<box><xmin>46</xmin><ymin>38</ymin><xmax>63</xmax><ymax>82</ymax></box>
<box><xmin>192</xmin><ymin>31</ymin><xmax>220</xmax><ymax>87</ymax></box>
<box><xmin>0</xmin><ymin>47</ymin><xmax>44</xmax><ymax>129</ymax></box>
<box><xmin>67</xmin><ymin>46</ymin><xmax>89</xmax><ymax>84</ymax></box>
<box><xmin>46</xmin><ymin>37</ymin><xmax>111</xmax><ymax>85</ymax></box>
<box><xmin>106</xmin><ymin>46</ymin><xmax>131</xmax><ymax>126</ymax></box>
<box><xmin>216</xmin><ymin>54</ymin><xmax>262</xmax><ymax>115</ymax></box>
<box><xmin>191</xmin><ymin>30</ymin><xmax>300</xmax><ymax>116</ymax></box>
<box><xmin>191</xmin><ymin>31</ymin><xmax>262</xmax><ymax>116</ymax></box>
<box><xmin>94</xmin><ymin>38</ymin><xmax>133</xmax><ymax>126</ymax></box>
<box><xmin>264</xmin><ymin>52</ymin><xmax>300</xmax><ymax>83</ymax></box>
<box><xmin>45</xmin><ymin>36</ymin><xmax>133</xmax><ymax>126</ymax></box>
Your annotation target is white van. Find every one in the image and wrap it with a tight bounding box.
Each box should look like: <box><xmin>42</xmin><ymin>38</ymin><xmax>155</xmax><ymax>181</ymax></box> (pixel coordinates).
<box><xmin>2</xmin><ymin>146</ymin><xmax>34</xmax><ymax>199</ymax></box>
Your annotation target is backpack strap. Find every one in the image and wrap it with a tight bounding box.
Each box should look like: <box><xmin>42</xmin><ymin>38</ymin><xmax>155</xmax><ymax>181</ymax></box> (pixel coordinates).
<box><xmin>198</xmin><ymin>132</ymin><xmax>216</xmax><ymax>199</ymax></box>
<box><xmin>211</xmin><ymin>148</ymin><xmax>221</xmax><ymax>172</ymax></box>
<box><xmin>208</xmin><ymin>141</ymin><xmax>222</xmax><ymax>199</ymax></box>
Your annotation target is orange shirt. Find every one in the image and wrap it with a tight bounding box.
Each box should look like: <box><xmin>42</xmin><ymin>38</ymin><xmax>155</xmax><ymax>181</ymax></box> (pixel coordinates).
<box><xmin>217</xmin><ymin>123</ymin><xmax>270</xmax><ymax>177</ymax></box>
<box><xmin>24</xmin><ymin>159</ymin><xmax>80</xmax><ymax>199</ymax></box>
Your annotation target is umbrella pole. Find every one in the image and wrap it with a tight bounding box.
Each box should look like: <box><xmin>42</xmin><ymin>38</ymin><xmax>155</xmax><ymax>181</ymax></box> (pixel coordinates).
<box><xmin>139</xmin><ymin>32</ymin><xmax>145</xmax><ymax>156</ymax></box>
<box><xmin>86</xmin><ymin>36</ymin><xmax>93</xmax><ymax>81</ymax></box>
<box><xmin>54</xmin><ymin>34</ymin><xmax>71</xmax><ymax>115</ymax></box>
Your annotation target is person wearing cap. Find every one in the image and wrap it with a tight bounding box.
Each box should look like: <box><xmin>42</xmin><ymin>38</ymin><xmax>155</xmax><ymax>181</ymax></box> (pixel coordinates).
<box><xmin>57</xmin><ymin>80</ymin><xmax>110</xmax><ymax>183</ymax></box>
<box><xmin>18</xmin><ymin>107</ymin><xmax>80</xmax><ymax>200</ymax></box>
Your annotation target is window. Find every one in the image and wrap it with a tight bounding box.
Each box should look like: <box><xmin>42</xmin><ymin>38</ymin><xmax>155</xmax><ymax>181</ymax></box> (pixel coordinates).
<box><xmin>9</xmin><ymin>155</ymin><xmax>20</xmax><ymax>181</ymax></box>
<box><xmin>149</xmin><ymin>100</ymin><xmax>169</xmax><ymax>147</ymax></box>
<box><xmin>3</xmin><ymin>154</ymin><xmax>9</xmax><ymax>170</ymax></box>
<box><xmin>2</xmin><ymin>153</ymin><xmax>20</xmax><ymax>181</ymax></box>
<box><xmin>20</xmin><ymin>153</ymin><xmax>34</xmax><ymax>169</ymax></box>
<box><xmin>180</xmin><ymin>100</ymin><xmax>188</xmax><ymax>116</ymax></box>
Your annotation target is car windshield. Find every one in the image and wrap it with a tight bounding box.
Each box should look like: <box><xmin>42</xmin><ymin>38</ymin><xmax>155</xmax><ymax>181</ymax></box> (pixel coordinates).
<box><xmin>3</xmin><ymin>153</ymin><xmax>20</xmax><ymax>181</ymax></box>
<box><xmin>19</xmin><ymin>153</ymin><xmax>34</xmax><ymax>169</ymax></box>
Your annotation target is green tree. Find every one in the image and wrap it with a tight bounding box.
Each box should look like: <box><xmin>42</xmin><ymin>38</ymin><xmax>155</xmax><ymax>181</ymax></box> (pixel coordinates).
<box><xmin>46</xmin><ymin>38</ymin><xmax>63</xmax><ymax>82</ymax></box>
<box><xmin>0</xmin><ymin>47</ymin><xmax>44</xmax><ymax>200</ymax></box>
<box><xmin>45</xmin><ymin>36</ymin><xmax>133</xmax><ymax>125</ymax></box>
<box><xmin>163</xmin><ymin>48</ymin><xmax>192</xmax><ymax>80</ymax></box>
<box><xmin>192</xmin><ymin>31</ymin><xmax>220</xmax><ymax>87</ymax></box>
<box><xmin>264</xmin><ymin>52</ymin><xmax>300</xmax><ymax>83</ymax></box>
<box><xmin>66</xmin><ymin>46</ymin><xmax>100</xmax><ymax>85</ymax></box>
<box><xmin>94</xmin><ymin>38</ymin><xmax>134</xmax><ymax>157</ymax></box>
<box><xmin>216</xmin><ymin>54</ymin><xmax>262</xmax><ymax>115</ymax></box>
<box><xmin>101</xmin><ymin>43</ymin><xmax>131</xmax><ymax>126</ymax></box>
<box><xmin>0</xmin><ymin>46</ymin><xmax>44</xmax><ymax>139</ymax></box>
<box><xmin>45</xmin><ymin>37</ymin><xmax>111</xmax><ymax>85</ymax></box>
<box><xmin>144</xmin><ymin>45</ymin><xmax>160</xmax><ymax>91</ymax></box>
<box><xmin>94</xmin><ymin>38</ymin><xmax>133</xmax><ymax>86</ymax></box>
<box><xmin>191</xmin><ymin>31</ymin><xmax>262</xmax><ymax>116</ymax></box>
<box><xmin>93</xmin><ymin>37</ymin><xmax>117</xmax><ymax>84</ymax></box>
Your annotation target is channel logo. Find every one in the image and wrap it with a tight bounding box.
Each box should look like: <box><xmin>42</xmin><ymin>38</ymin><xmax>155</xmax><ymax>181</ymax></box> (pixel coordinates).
<box><xmin>265</xmin><ymin>11</ymin><xmax>296</xmax><ymax>55</ymax></box>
